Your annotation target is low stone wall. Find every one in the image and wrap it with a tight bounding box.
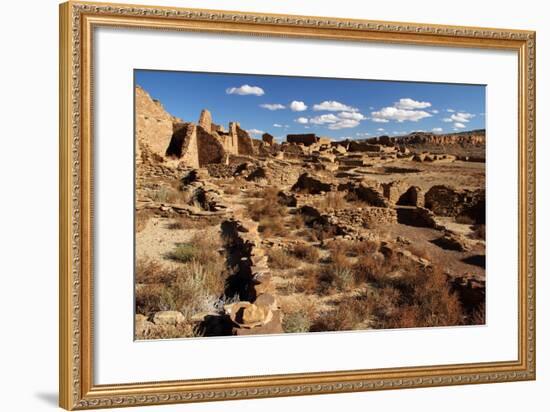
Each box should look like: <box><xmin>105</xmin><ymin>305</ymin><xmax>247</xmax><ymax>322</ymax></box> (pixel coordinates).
<box><xmin>328</xmin><ymin>207</ymin><xmax>397</xmax><ymax>228</ymax></box>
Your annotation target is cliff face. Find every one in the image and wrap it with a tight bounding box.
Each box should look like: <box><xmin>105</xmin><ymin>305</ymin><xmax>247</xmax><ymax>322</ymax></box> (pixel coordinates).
<box><xmin>366</xmin><ymin>130</ymin><xmax>486</xmax><ymax>147</ymax></box>
<box><xmin>135</xmin><ymin>85</ymin><xmax>180</xmax><ymax>161</ymax></box>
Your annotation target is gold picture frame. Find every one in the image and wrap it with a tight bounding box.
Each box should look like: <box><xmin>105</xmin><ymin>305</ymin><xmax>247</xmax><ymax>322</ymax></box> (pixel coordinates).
<box><xmin>59</xmin><ymin>1</ymin><xmax>536</xmax><ymax>409</ymax></box>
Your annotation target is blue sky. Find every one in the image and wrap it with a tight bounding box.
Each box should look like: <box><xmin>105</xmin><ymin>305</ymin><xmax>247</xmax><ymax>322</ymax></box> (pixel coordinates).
<box><xmin>135</xmin><ymin>70</ymin><xmax>485</xmax><ymax>142</ymax></box>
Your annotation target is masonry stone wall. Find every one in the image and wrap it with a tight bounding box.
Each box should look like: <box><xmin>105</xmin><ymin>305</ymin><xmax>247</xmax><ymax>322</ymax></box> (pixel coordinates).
<box><xmin>196</xmin><ymin>126</ymin><xmax>226</xmax><ymax>166</ymax></box>
<box><xmin>329</xmin><ymin>207</ymin><xmax>397</xmax><ymax>228</ymax></box>
<box><xmin>135</xmin><ymin>86</ymin><xmax>177</xmax><ymax>160</ymax></box>
<box><xmin>236</xmin><ymin>124</ymin><xmax>256</xmax><ymax>155</ymax></box>
<box><xmin>287</xmin><ymin>134</ymin><xmax>318</xmax><ymax>146</ymax></box>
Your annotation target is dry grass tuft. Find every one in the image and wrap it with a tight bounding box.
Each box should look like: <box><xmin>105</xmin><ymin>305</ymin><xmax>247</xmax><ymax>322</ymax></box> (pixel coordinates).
<box><xmin>246</xmin><ymin>187</ymin><xmax>286</xmax><ymax>222</ymax></box>
<box><xmin>136</xmin><ymin>209</ymin><xmax>154</xmax><ymax>233</ymax></box>
<box><xmin>312</xmin><ymin>192</ymin><xmax>348</xmax><ymax>211</ymax></box>
<box><xmin>282</xmin><ymin>310</ymin><xmax>312</xmax><ymax>333</ymax></box>
<box><xmin>267</xmin><ymin>248</ymin><xmax>299</xmax><ymax>269</ymax></box>
<box><xmin>311</xmin><ymin>297</ymin><xmax>370</xmax><ymax>332</ymax></box>
<box><xmin>136</xmin><ymin>231</ymin><xmax>228</xmax><ymax>320</ymax></box>
<box><xmin>258</xmin><ymin>216</ymin><xmax>289</xmax><ymax>238</ymax></box>
<box><xmin>290</xmin><ymin>242</ymin><xmax>319</xmax><ymax>263</ymax></box>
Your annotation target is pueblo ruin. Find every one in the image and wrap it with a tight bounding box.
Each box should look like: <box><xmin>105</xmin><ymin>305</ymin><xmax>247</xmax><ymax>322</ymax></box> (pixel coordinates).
<box><xmin>135</xmin><ymin>85</ymin><xmax>486</xmax><ymax>339</ymax></box>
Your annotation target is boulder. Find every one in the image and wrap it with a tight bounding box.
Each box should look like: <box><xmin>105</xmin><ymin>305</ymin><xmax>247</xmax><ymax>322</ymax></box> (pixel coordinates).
<box><xmin>152</xmin><ymin>310</ymin><xmax>186</xmax><ymax>326</ymax></box>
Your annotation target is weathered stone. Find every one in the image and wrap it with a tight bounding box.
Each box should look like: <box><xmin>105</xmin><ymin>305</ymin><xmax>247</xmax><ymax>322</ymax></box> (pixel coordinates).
<box><xmin>432</xmin><ymin>231</ymin><xmax>471</xmax><ymax>252</ymax></box>
<box><xmin>233</xmin><ymin>310</ymin><xmax>284</xmax><ymax>335</ymax></box>
<box><xmin>152</xmin><ymin>311</ymin><xmax>185</xmax><ymax>326</ymax></box>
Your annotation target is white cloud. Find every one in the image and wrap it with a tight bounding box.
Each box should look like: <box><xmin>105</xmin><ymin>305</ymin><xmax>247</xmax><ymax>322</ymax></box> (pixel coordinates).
<box><xmin>313</xmin><ymin>100</ymin><xmax>358</xmax><ymax>112</ymax></box>
<box><xmin>431</xmin><ymin>109</ymin><xmax>439</xmax><ymax>114</ymax></box>
<box><xmin>447</xmin><ymin>109</ymin><xmax>455</xmax><ymax>113</ymax></box>
<box><xmin>260</xmin><ymin>103</ymin><xmax>285</xmax><ymax>110</ymax></box>
<box><xmin>356</xmin><ymin>132</ymin><xmax>370</xmax><ymax>137</ymax></box>
<box><xmin>328</xmin><ymin>119</ymin><xmax>360</xmax><ymax>130</ymax></box>
<box><xmin>371</xmin><ymin>107</ymin><xmax>432</xmax><ymax>122</ymax></box>
<box><xmin>290</xmin><ymin>100</ymin><xmax>308</xmax><ymax>112</ymax></box>
<box><xmin>377</xmin><ymin>128</ymin><xmax>385</xmax><ymax>132</ymax></box>
<box><xmin>226</xmin><ymin>84</ymin><xmax>265</xmax><ymax>96</ymax></box>
<box><xmin>450</xmin><ymin>112</ymin><xmax>475</xmax><ymax>123</ymax></box>
<box><xmin>309</xmin><ymin>114</ymin><xmax>339</xmax><ymax>125</ymax></box>
<box><xmin>453</xmin><ymin>122</ymin><xmax>466</xmax><ymax>129</ymax></box>
<box><xmin>295</xmin><ymin>117</ymin><xmax>309</xmax><ymax>124</ymax></box>
<box><xmin>371</xmin><ymin>118</ymin><xmax>389</xmax><ymax>123</ymax></box>
<box><xmin>273</xmin><ymin>123</ymin><xmax>283</xmax><ymax>128</ymax></box>
<box><xmin>247</xmin><ymin>129</ymin><xmax>264</xmax><ymax>135</ymax></box>
<box><xmin>394</xmin><ymin>98</ymin><xmax>432</xmax><ymax>110</ymax></box>
<box><xmin>432</xmin><ymin>127</ymin><xmax>443</xmax><ymax>133</ymax></box>
<box><xmin>338</xmin><ymin>111</ymin><xmax>366</xmax><ymax>121</ymax></box>
<box><xmin>308</xmin><ymin>112</ymin><xmax>364</xmax><ymax>130</ymax></box>
<box><xmin>442</xmin><ymin>112</ymin><xmax>475</xmax><ymax>123</ymax></box>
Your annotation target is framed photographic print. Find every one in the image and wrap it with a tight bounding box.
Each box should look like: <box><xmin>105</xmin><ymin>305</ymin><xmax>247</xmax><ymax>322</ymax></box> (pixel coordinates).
<box><xmin>59</xmin><ymin>1</ymin><xmax>536</xmax><ymax>410</ymax></box>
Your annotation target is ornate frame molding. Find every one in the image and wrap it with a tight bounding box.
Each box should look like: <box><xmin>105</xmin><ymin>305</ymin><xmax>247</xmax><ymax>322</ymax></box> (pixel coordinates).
<box><xmin>59</xmin><ymin>1</ymin><xmax>536</xmax><ymax>410</ymax></box>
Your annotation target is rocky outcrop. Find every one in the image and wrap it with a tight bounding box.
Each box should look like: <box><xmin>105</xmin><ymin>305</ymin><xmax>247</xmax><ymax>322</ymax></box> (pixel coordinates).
<box><xmin>153</xmin><ymin>310</ymin><xmax>186</xmax><ymax>326</ymax></box>
<box><xmin>365</xmin><ymin>130</ymin><xmax>486</xmax><ymax>146</ymax></box>
<box><xmin>432</xmin><ymin>231</ymin><xmax>472</xmax><ymax>252</ymax></box>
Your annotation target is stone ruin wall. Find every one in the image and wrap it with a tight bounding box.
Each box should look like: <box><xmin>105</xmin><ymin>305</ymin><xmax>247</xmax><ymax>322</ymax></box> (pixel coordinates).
<box><xmin>196</xmin><ymin>126</ymin><xmax>227</xmax><ymax>166</ymax></box>
<box><xmin>424</xmin><ymin>185</ymin><xmax>485</xmax><ymax>222</ymax></box>
<box><xmin>165</xmin><ymin>123</ymin><xmax>200</xmax><ymax>169</ymax></box>
<box><xmin>235</xmin><ymin>124</ymin><xmax>256</xmax><ymax>155</ymax></box>
<box><xmin>135</xmin><ymin>86</ymin><xmax>178</xmax><ymax>161</ymax></box>
<box><xmin>329</xmin><ymin>207</ymin><xmax>398</xmax><ymax>228</ymax></box>
<box><xmin>287</xmin><ymin>134</ymin><xmax>318</xmax><ymax>146</ymax></box>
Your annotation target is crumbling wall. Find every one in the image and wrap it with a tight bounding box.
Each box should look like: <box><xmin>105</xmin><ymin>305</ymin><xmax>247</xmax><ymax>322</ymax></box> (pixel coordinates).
<box><xmin>135</xmin><ymin>86</ymin><xmax>178</xmax><ymax>160</ymax></box>
<box><xmin>291</xmin><ymin>173</ymin><xmax>333</xmax><ymax>194</ymax></box>
<box><xmin>287</xmin><ymin>134</ymin><xmax>318</xmax><ymax>146</ymax></box>
<box><xmin>262</xmin><ymin>133</ymin><xmax>274</xmax><ymax>145</ymax></box>
<box><xmin>329</xmin><ymin>207</ymin><xmax>397</xmax><ymax>228</ymax></box>
<box><xmin>424</xmin><ymin>185</ymin><xmax>485</xmax><ymax>222</ymax></box>
<box><xmin>165</xmin><ymin>123</ymin><xmax>199</xmax><ymax>168</ymax></box>
<box><xmin>235</xmin><ymin>124</ymin><xmax>256</xmax><ymax>155</ymax></box>
<box><xmin>196</xmin><ymin>126</ymin><xmax>226</xmax><ymax>166</ymax></box>
<box><xmin>198</xmin><ymin>109</ymin><xmax>212</xmax><ymax>133</ymax></box>
<box><xmin>397</xmin><ymin>186</ymin><xmax>424</xmax><ymax>207</ymax></box>
<box><xmin>348</xmin><ymin>183</ymin><xmax>389</xmax><ymax>207</ymax></box>
<box><xmin>381</xmin><ymin>181</ymin><xmax>410</xmax><ymax>204</ymax></box>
